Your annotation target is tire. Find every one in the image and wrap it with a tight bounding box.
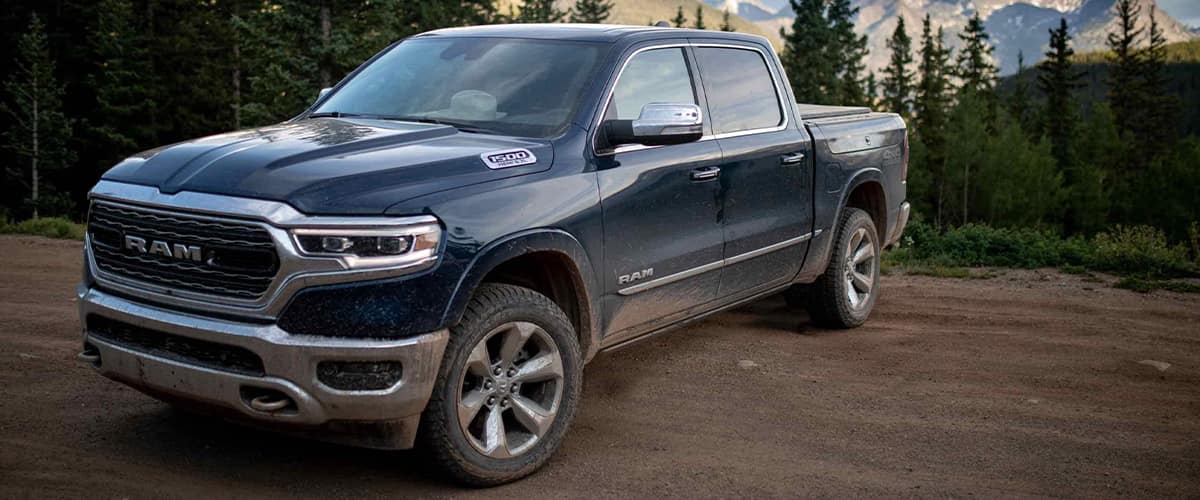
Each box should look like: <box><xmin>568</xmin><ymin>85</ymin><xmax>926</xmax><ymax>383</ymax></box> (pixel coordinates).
<box><xmin>420</xmin><ymin>283</ymin><xmax>582</xmax><ymax>486</ymax></box>
<box><xmin>803</xmin><ymin>207</ymin><xmax>881</xmax><ymax>328</ymax></box>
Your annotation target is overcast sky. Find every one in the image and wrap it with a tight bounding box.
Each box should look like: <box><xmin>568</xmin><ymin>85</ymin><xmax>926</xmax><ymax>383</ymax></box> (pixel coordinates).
<box><xmin>1159</xmin><ymin>0</ymin><xmax>1200</xmax><ymax>28</ymax></box>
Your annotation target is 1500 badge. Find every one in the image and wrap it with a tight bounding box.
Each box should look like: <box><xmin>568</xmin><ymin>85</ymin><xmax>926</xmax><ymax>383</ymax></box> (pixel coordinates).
<box><xmin>481</xmin><ymin>149</ymin><xmax>537</xmax><ymax>169</ymax></box>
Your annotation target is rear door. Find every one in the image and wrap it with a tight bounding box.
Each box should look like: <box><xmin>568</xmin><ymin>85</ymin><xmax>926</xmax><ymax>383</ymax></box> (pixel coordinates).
<box><xmin>595</xmin><ymin>44</ymin><xmax>725</xmax><ymax>340</ymax></box>
<box><xmin>692</xmin><ymin>43</ymin><xmax>814</xmax><ymax>296</ymax></box>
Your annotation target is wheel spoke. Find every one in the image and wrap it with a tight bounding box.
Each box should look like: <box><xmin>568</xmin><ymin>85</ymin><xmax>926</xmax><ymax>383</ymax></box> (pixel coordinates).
<box><xmin>458</xmin><ymin>389</ymin><xmax>486</xmax><ymax>430</ymax></box>
<box><xmin>510</xmin><ymin>395</ymin><xmax>554</xmax><ymax>438</ymax></box>
<box><xmin>853</xmin><ymin>243</ymin><xmax>874</xmax><ymax>265</ymax></box>
<box><xmin>498</xmin><ymin>323</ymin><xmax>535</xmax><ymax>366</ymax></box>
<box><xmin>852</xmin><ymin>271</ymin><xmax>873</xmax><ymax>293</ymax></box>
<box><xmin>514</xmin><ymin>352</ymin><xmax>563</xmax><ymax>383</ymax></box>
<box><xmin>846</xmin><ymin>280</ymin><xmax>860</xmax><ymax>308</ymax></box>
<box><xmin>482</xmin><ymin>406</ymin><xmax>510</xmax><ymax>458</ymax></box>
<box><xmin>465</xmin><ymin>341</ymin><xmax>492</xmax><ymax>377</ymax></box>
<box><xmin>847</xmin><ymin>228</ymin><xmax>864</xmax><ymax>257</ymax></box>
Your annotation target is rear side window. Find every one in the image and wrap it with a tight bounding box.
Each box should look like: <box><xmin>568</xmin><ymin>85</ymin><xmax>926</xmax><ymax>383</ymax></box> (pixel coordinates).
<box><xmin>607</xmin><ymin>48</ymin><xmax>696</xmax><ymax>120</ymax></box>
<box><xmin>694</xmin><ymin>47</ymin><xmax>783</xmax><ymax>134</ymax></box>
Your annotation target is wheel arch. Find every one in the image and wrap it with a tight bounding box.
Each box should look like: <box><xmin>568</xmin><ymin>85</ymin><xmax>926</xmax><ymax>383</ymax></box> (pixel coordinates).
<box><xmin>443</xmin><ymin>229</ymin><xmax>602</xmax><ymax>362</ymax></box>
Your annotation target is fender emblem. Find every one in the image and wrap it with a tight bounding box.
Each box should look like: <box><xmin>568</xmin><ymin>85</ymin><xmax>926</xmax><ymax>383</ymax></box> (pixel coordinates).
<box><xmin>618</xmin><ymin>268</ymin><xmax>654</xmax><ymax>285</ymax></box>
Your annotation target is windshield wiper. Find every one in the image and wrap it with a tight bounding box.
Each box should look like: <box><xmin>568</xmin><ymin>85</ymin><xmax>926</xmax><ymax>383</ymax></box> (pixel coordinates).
<box><xmin>307</xmin><ymin>112</ymin><xmax>501</xmax><ymax>135</ymax></box>
<box><xmin>384</xmin><ymin>116</ymin><xmax>501</xmax><ymax>135</ymax></box>
<box><xmin>307</xmin><ymin>111</ymin><xmax>365</xmax><ymax>119</ymax></box>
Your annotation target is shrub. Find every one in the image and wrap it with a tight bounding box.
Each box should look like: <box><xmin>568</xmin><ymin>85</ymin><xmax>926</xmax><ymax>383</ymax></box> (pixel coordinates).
<box><xmin>888</xmin><ymin>220</ymin><xmax>1195</xmax><ymax>279</ymax></box>
<box><xmin>0</xmin><ymin>217</ymin><xmax>85</xmax><ymax>240</ymax></box>
<box><xmin>1086</xmin><ymin>225</ymin><xmax>1193</xmax><ymax>278</ymax></box>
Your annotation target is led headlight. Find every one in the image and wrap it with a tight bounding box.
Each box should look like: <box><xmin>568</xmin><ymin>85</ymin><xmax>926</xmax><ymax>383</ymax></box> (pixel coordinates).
<box><xmin>290</xmin><ymin>219</ymin><xmax>441</xmax><ymax>271</ymax></box>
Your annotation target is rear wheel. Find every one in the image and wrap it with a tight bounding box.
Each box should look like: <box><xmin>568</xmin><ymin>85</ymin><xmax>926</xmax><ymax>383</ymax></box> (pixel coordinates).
<box><xmin>420</xmin><ymin>283</ymin><xmax>582</xmax><ymax>486</ymax></box>
<box><xmin>798</xmin><ymin>207</ymin><xmax>881</xmax><ymax>328</ymax></box>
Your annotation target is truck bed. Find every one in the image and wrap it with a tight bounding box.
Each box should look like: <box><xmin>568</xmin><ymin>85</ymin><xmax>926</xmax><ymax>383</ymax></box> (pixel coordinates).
<box><xmin>794</xmin><ymin>103</ymin><xmax>872</xmax><ymax>120</ymax></box>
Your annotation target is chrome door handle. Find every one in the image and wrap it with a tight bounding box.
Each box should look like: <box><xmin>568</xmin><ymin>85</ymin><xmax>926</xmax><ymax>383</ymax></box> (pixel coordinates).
<box><xmin>781</xmin><ymin>152</ymin><xmax>806</xmax><ymax>165</ymax></box>
<box><xmin>690</xmin><ymin>166</ymin><xmax>721</xmax><ymax>181</ymax></box>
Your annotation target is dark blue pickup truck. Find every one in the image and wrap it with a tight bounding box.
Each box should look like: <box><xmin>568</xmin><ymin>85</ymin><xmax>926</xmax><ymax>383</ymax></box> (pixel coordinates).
<box><xmin>77</xmin><ymin>24</ymin><xmax>908</xmax><ymax>485</ymax></box>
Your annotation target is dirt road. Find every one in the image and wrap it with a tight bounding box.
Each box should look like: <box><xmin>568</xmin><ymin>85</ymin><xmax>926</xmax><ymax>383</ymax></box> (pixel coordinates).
<box><xmin>1</xmin><ymin>235</ymin><xmax>1197</xmax><ymax>498</ymax></box>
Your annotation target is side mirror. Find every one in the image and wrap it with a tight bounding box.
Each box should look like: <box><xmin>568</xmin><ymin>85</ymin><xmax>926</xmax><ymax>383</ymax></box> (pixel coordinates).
<box><xmin>603</xmin><ymin>103</ymin><xmax>703</xmax><ymax>148</ymax></box>
<box><xmin>317</xmin><ymin>87</ymin><xmax>333</xmax><ymax>102</ymax></box>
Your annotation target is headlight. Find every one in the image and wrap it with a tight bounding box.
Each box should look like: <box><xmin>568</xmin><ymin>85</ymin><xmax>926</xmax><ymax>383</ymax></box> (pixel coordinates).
<box><xmin>290</xmin><ymin>219</ymin><xmax>441</xmax><ymax>271</ymax></box>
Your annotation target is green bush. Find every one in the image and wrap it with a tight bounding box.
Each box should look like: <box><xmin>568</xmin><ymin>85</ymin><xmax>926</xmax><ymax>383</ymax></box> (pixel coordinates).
<box><xmin>888</xmin><ymin>220</ymin><xmax>1195</xmax><ymax>278</ymax></box>
<box><xmin>1114</xmin><ymin>277</ymin><xmax>1200</xmax><ymax>294</ymax></box>
<box><xmin>0</xmin><ymin>217</ymin><xmax>85</xmax><ymax>240</ymax></box>
<box><xmin>1087</xmin><ymin>225</ymin><xmax>1193</xmax><ymax>278</ymax></box>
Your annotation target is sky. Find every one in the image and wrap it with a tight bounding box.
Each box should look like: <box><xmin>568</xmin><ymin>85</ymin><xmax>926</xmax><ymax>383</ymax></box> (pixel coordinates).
<box><xmin>1156</xmin><ymin>0</ymin><xmax>1200</xmax><ymax>28</ymax></box>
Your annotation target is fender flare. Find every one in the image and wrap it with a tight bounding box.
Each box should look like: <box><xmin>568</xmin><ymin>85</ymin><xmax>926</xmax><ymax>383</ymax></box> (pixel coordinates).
<box><xmin>797</xmin><ymin>168</ymin><xmax>887</xmax><ymax>283</ymax></box>
<box><xmin>441</xmin><ymin>229</ymin><xmax>603</xmax><ymax>360</ymax></box>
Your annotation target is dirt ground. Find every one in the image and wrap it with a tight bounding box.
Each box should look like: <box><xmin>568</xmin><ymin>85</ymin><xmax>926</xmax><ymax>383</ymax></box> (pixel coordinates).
<box><xmin>0</xmin><ymin>235</ymin><xmax>1197</xmax><ymax>498</ymax></box>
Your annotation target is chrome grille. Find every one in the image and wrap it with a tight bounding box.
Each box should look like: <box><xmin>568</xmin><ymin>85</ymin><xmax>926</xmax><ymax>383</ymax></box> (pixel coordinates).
<box><xmin>87</xmin><ymin>200</ymin><xmax>279</xmax><ymax>300</ymax></box>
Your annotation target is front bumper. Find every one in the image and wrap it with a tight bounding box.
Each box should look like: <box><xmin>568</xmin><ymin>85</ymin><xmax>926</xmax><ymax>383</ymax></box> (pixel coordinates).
<box><xmin>78</xmin><ymin>286</ymin><xmax>448</xmax><ymax>449</ymax></box>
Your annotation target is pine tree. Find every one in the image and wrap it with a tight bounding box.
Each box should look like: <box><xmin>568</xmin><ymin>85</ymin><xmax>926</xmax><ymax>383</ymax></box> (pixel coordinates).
<box><xmin>88</xmin><ymin>0</ymin><xmax>158</xmax><ymax>166</ymax></box>
<box><xmin>1105</xmin><ymin>0</ymin><xmax>1143</xmax><ymax>140</ymax></box>
<box><xmin>517</xmin><ymin>0</ymin><xmax>568</xmax><ymax>23</ymax></box>
<box><xmin>1007</xmin><ymin>50</ymin><xmax>1033</xmax><ymax>136</ymax></box>
<box><xmin>1</xmin><ymin>14</ymin><xmax>74</xmax><ymax>218</ymax></box>
<box><xmin>570</xmin><ymin>0</ymin><xmax>614</xmax><ymax>23</ymax></box>
<box><xmin>828</xmin><ymin>0</ymin><xmax>869</xmax><ymax>106</ymax></box>
<box><xmin>954</xmin><ymin>12</ymin><xmax>997</xmax><ymax>97</ymax></box>
<box><xmin>1037</xmin><ymin>18</ymin><xmax>1086</xmax><ymax>232</ymax></box>
<box><xmin>672</xmin><ymin>6</ymin><xmax>687</xmax><ymax>28</ymax></box>
<box><xmin>720</xmin><ymin>9</ymin><xmax>735</xmax><ymax>32</ymax></box>
<box><xmin>881</xmin><ymin>17</ymin><xmax>913</xmax><ymax>116</ymax></box>
<box><xmin>780</xmin><ymin>0</ymin><xmax>834</xmax><ymax>103</ymax></box>
<box><xmin>913</xmin><ymin>15</ymin><xmax>953</xmax><ymax>226</ymax></box>
<box><xmin>1140</xmin><ymin>5</ymin><xmax>1179</xmax><ymax>156</ymax></box>
<box><xmin>865</xmin><ymin>71</ymin><xmax>877</xmax><ymax>108</ymax></box>
<box><xmin>694</xmin><ymin>5</ymin><xmax>706</xmax><ymax>30</ymax></box>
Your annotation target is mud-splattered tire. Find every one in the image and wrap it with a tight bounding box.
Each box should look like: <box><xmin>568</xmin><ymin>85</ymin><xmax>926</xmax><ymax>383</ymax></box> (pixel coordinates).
<box><xmin>802</xmin><ymin>207</ymin><xmax>881</xmax><ymax>328</ymax></box>
<box><xmin>420</xmin><ymin>283</ymin><xmax>582</xmax><ymax>486</ymax></box>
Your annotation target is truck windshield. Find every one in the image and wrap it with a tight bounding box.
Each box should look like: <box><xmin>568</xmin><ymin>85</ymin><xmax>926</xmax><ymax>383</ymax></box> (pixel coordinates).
<box><xmin>313</xmin><ymin>37</ymin><xmax>605</xmax><ymax>138</ymax></box>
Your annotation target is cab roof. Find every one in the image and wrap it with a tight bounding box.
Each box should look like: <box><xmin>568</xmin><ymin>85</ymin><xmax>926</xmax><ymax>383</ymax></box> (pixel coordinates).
<box><xmin>417</xmin><ymin>23</ymin><xmax>771</xmax><ymax>47</ymax></box>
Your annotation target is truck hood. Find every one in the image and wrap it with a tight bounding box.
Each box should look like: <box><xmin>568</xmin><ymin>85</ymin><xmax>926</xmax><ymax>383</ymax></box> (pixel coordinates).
<box><xmin>101</xmin><ymin>118</ymin><xmax>553</xmax><ymax>214</ymax></box>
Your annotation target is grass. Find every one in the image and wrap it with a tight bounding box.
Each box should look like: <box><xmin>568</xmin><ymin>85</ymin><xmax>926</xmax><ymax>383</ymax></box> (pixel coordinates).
<box><xmin>888</xmin><ymin>220</ymin><xmax>1197</xmax><ymax>279</ymax></box>
<box><xmin>0</xmin><ymin>217</ymin><xmax>86</xmax><ymax>240</ymax></box>
<box><xmin>884</xmin><ymin>219</ymin><xmax>1200</xmax><ymax>293</ymax></box>
<box><xmin>1113</xmin><ymin>277</ymin><xmax>1200</xmax><ymax>294</ymax></box>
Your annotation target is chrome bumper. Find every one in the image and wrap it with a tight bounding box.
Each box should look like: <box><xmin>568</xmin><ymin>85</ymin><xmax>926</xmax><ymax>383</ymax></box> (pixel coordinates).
<box><xmin>888</xmin><ymin>201</ymin><xmax>910</xmax><ymax>247</ymax></box>
<box><xmin>78</xmin><ymin>286</ymin><xmax>448</xmax><ymax>449</ymax></box>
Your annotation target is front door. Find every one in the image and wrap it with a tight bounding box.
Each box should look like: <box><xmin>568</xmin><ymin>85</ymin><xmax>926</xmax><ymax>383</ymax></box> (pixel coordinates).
<box><xmin>595</xmin><ymin>45</ymin><xmax>725</xmax><ymax>340</ymax></box>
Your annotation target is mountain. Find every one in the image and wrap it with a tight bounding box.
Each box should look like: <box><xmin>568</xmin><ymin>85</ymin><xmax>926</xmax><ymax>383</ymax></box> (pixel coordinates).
<box><xmin>703</xmin><ymin>0</ymin><xmax>1195</xmax><ymax>75</ymax></box>
<box><xmin>496</xmin><ymin>0</ymin><xmax>777</xmax><ymax>41</ymax></box>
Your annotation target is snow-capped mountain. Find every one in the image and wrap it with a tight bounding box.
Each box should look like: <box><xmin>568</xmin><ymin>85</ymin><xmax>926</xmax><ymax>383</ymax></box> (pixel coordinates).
<box><xmin>704</xmin><ymin>0</ymin><xmax>1196</xmax><ymax>74</ymax></box>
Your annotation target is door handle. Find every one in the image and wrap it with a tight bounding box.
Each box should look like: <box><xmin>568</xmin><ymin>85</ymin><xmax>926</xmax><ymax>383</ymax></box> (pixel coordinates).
<box><xmin>781</xmin><ymin>152</ymin><xmax>806</xmax><ymax>165</ymax></box>
<box><xmin>690</xmin><ymin>166</ymin><xmax>721</xmax><ymax>181</ymax></box>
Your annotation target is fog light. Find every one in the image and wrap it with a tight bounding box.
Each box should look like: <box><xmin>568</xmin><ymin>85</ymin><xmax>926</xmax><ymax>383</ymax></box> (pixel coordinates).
<box><xmin>317</xmin><ymin>361</ymin><xmax>403</xmax><ymax>391</ymax></box>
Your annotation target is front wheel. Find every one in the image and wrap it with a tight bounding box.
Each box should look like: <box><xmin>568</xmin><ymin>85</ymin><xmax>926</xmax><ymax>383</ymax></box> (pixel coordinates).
<box><xmin>801</xmin><ymin>207</ymin><xmax>881</xmax><ymax>328</ymax></box>
<box><xmin>420</xmin><ymin>283</ymin><xmax>582</xmax><ymax>486</ymax></box>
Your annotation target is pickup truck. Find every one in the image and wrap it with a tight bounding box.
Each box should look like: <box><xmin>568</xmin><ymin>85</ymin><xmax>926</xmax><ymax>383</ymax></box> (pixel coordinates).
<box><xmin>77</xmin><ymin>24</ymin><xmax>908</xmax><ymax>485</ymax></box>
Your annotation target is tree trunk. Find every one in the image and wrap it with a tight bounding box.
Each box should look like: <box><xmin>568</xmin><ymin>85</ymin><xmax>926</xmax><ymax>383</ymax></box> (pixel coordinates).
<box><xmin>232</xmin><ymin>42</ymin><xmax>241</xmax><ymax>129</ymax></box>
<box><xmin>320</xmin><ymin>2</ymin><xmax>331</xmax><ymax>88</ymax></box>
<box><xmin>962</xmin><ymin>163</ymin><xmax>969</xmax><ymax>224</ymax></box>
<box><xmin>32</xmin><ymin>68</ymin><xmax>39</xmax><ymax>219</ymax></box>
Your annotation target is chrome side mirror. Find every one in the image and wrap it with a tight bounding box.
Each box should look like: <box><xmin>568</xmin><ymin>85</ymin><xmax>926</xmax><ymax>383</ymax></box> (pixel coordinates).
<box><xmin>603</xmin><ymin>103</ymin><xmax>703</xmax><ymax>148</ymax></box>
<box><xmin>317</xmin><ymin>87</ymin><xmax>333</xmax><ymax>102</ymax></box>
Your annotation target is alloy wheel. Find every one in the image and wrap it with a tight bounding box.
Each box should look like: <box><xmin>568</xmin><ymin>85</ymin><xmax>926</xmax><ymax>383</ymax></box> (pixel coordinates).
<box><xmin>456</xmin><ymin>321</ymin><xmax>564</xmax><ymax>458</ymax></box>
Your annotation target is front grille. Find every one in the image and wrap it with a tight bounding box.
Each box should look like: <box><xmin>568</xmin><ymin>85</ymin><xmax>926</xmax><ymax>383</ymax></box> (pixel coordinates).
<box><xmin>87</xmin><ymin>201</ymin><xmax>278</xmax><ymax>300</ymax></box>
<box><xmin>87</xmin><ymin>315</ymin><xmax>265</xmax><ymax>377</ymax></box>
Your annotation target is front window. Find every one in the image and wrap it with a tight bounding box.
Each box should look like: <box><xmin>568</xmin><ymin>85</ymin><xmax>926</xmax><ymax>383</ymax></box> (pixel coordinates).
<box><xmin>314</xmin><ymin>37</ymin><xmax>605</xmax><ymax>138</ymax></box>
